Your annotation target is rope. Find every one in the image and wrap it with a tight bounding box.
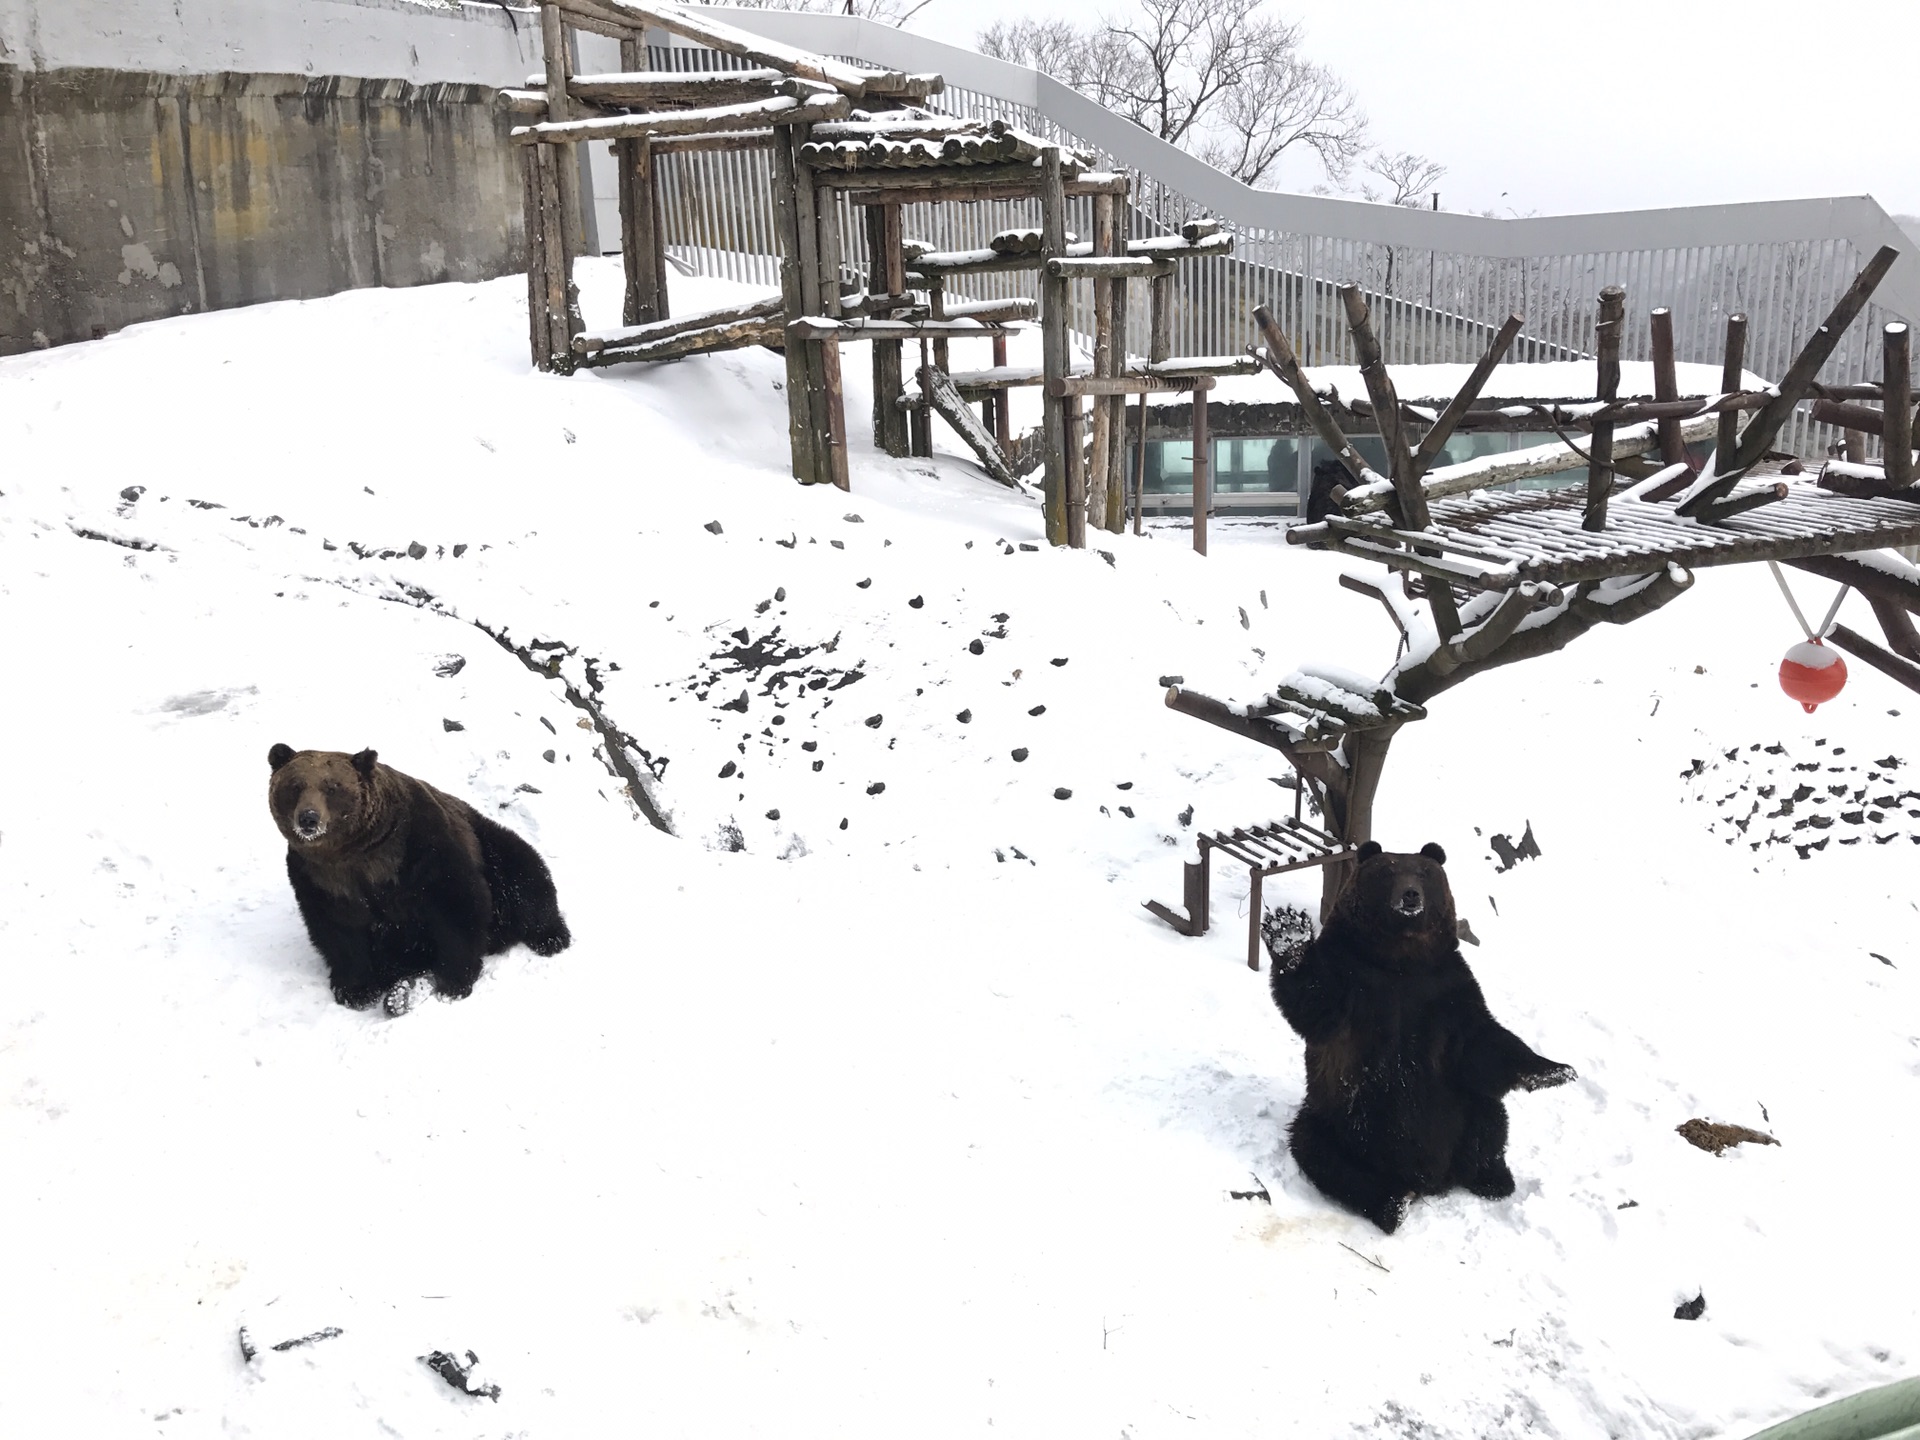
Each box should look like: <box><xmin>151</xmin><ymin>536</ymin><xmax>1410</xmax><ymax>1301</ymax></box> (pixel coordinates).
<box><xmin>1767</xmin><ymin>560</ymin><xmax>1849</xmax><ymax>641</ymax></box>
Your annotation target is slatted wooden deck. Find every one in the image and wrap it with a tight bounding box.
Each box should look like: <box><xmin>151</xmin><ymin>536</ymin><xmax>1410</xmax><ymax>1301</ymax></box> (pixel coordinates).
<box><xmin>1287</xmin><ymin>470</ymin><xmax>1920</xmax><ymax>591</ymax></box>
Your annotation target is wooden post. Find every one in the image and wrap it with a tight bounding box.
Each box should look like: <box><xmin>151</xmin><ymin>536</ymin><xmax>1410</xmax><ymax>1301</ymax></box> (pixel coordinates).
<box><xmin>1039</xmin><ymin>146</ymin><xmax>1071</xmax><ymax>547</ymax></box>
<box><xmin>1583</xmin><ymin>285</ymin><xmax>1625</xmax><ymax>533</ymax></box>
<box><xmin>539</xmin><ymin>4</ymin><xmax>586</xmax><ymax>349</ymax></box>
<box><xmin>1087</xmin><ymin>192</ymin><xmax>1116</xmax><ymax>535</ymax></box>
<box><xmin>772</xmin><ymin>123</ymin><xmax>825</xmax><ymax>485</ymax></box>
<box><xmin>991</xmin><ymin>333</ymin><xmax>1011</xmax><ymax>450</ymax></box>
<box><xmin>1886</xmin><ymin>322</ymin><xmax>1914</xmax><ymax>489</ymax></box>
<box><xmin>911</xmin><ymin>341</ymin><xmax>934</xmax><ymax>457</ymax></box>
<box><xmin>820</xmin><ymin>335</ymin><xmax>850</xmax><ymax>490</ymax></box>
<box><xmin>1191</xmin><ymin>377</ymin><xmax>1211</xmax><ymax>557</ymax></box>
<box><xmin>1149</xmin><ymin>269</ymin><xmax>1173</xmax><ymax>363</ymax></box>
<box><xmin>1107</xmin><ymin>267</ymin><xmax>1130</xmax><ymax>532</ymax></box>
<box><xmin>790</xmin><ymin>128</ymin><xmax>834</xmax><ymax>480</ymax></box>
<box><xmin>1133</xmin><ymin>393</ymin><xmax>1148</xmax><ymax>535</ymax></box>
<box><xmin>816</xmin><ymin>185</ymin><xmax>843</xmax><ymax>318</ymax></box>
<box><xmin>1649</xmin><ymin>306</ymin><xmax>1687</xmax><ymax>468</ymax></box>
<box><xmin>534</xmin><ymin>142</ymin><xmax>575</xmax><ymax>372</ymax></box>
<box><xmin>522</xmin><ymin>147</ymin><xmax>548</xmax><ymax>369</ymax></box>
<box><xmin>868</xmin><ymin>204</ymin><xmax>910</xmax><ymax>457</ymax></box>
<box><xmin>1066</xmin><ymin>397</ymin><xmax>1087</xmax><ymax>549</ymax></box>
<box><xmin>1716</xmin><ymin>312</ymin><xmax>1748</xmax><ymax>469</ymax></box>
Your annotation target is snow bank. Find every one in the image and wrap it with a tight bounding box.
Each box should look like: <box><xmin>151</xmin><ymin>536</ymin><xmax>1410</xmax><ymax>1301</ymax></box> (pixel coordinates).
<box><xmin>0</xmin><ymin>260</ymin><xmax>1914</xmax><ymax>1439</ymax></box>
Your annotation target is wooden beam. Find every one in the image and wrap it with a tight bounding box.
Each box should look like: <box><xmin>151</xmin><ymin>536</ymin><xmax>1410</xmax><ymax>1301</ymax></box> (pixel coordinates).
<box><xmin>568</xmin><ymin>69</ymin><xmax>786</xmax><ymax>106</ymax></box>
<box><xmin>1250</xmin><ymin>307</ymin><xmax>1382</xmax><ymax>492</ymax></box>
<box><xmin>1045</xmin><ymin>256</ymin><xmax>1176</xmax><ymax>280</ymax></box>
<box><xmin>1649</xmin><ymin>306</ymin><xmax>1689</xmax><ymax>469</ymax></box>
<box><xmin>1730</xmin><ymin>246</ymin><xmax>1901</xmax><ymax>474</ymax></box>
<box><xmin>514</xmin><ymin>91</ymin><xmax>848</xmax><ymax>144</ymax></box>
<box><xmin>577</xmin><ymin>295</ymin><xmax>782</xmax><ymax>356</ymax></box>
<box><xmin>817</xmin><ymin>161</ymin><xmax>1059</xmax><ymax>192</ymax></box>
<box><xmin>575</xmin><ymin>317</ymin><xmax>782</xmax><ymax>366</ymax></box>
<box><xmin>1088</xmin><ymin>191</ymin><xmax>1116</xmax><ymax>537</ymax></box>
<box><xmin>790</xmin><ymin>316</ymin><xmax>1021</xmax><ymax>340</ymax></box>
<box><xmin>1827</xmin><ymin>622</ymin><xmax>1920</xmax><ymax>697</ymax></box>
<box><xmin>1584</xmin><ymin>285</ymin><xmax>1625</xmax><ymax>532</ymax></box>
<box><xmin>1338</xmin><ymin>285</ymin><xmax>1422</xmax><ymax>527</ymax></box>
<box><xmin>1040</xmin><ymin>145</ymin><xmax>1070</xmax><ymax>548</ymax></box>
<box><xmin>553</xmin><ymin>0</ymin><xmax>907</xmax><ymax>95</ymax></box>
<box><xmin>1886</xmin><ymin>322</ymin><xmax>1914</xmax><ymax>489</ymax></box>
<box><xmin>1409</xmin><ymin>312</ymin><xmax>1523</xmax><ymax>480</ymax></box>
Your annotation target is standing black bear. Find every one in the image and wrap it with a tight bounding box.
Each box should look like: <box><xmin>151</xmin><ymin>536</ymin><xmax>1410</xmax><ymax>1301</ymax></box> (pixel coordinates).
<box><xmin>1265</xmin><ymin>841</ymin><xmax>1573</xmax><ymax>1233</ymax></box>
<box><xmin>267</xmin><ymin>744</ymin><xmax>571</xmax><ymax>1012</ymax></box>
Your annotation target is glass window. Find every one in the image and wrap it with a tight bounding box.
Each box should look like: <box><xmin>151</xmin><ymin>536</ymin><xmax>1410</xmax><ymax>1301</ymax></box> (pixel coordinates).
<box><xmin>1424</xmin><ymin>431</ymin><xmax>1512</xmax><ymax>471</ymax></box>
<box><xmin>1139</xmin><ymin>437</ymin><xmax>1303</xmax><ymax>496</ymax></box>
<box><xmin>1510</xmin><ymin>431</ymin><xmax>1584</xmax><ymax>490</ymax></box>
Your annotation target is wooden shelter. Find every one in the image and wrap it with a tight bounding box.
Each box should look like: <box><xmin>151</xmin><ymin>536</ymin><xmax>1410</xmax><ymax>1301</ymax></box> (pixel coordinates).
<box><xmin>506</xmin><ymin>0</ymin><xmax>1236</xmax><ymax>550</ymax></box>
<box><xmin>1151</xmin><ymin>245</ymin><xmax>1920</xmax><ymax>951</ymax></box>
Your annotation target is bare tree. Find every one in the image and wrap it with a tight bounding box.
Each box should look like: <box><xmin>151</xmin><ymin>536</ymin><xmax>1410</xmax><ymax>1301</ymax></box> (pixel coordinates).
<box><xmin>705</xmin><ymin>0</ymin><xmax>934</xmax><ymax>25</ymax></box>
<box><xmin>1358</xmin><ymin>150</ymin><xmax>1445</xmax><ymax>209</ymax></box>
<box><xmin>981</xmin><ymin>0</ymin><xmax>1368</xmax><ymax>189</ymax></box>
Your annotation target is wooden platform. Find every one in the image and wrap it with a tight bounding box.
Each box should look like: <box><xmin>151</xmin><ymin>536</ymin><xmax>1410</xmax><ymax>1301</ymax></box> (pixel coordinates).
<box><xmin>1288</xmin><ymin>468</ymin><xmax>1920</xmax><ymax>592</ymax></box>
<box><xmin>1145</xmin><ymin>816</ymin><xmax>1356</xmax><ymax>970</ymax></box>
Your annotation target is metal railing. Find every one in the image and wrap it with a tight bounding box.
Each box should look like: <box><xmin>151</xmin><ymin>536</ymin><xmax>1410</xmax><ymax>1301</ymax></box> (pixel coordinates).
<box><xmin>646</xmin><ymin>10</ymin><xmax>1917</xmax><ymax>461</ymax></box>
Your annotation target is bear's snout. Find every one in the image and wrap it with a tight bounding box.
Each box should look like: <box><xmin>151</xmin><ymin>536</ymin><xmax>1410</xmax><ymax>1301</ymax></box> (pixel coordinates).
<box><xmin>1394</xmin><ymin>884</ymin><xmax>1425</xmax><ymax>916</ymax></box>
<box><xmin>294</xmin><ymin>806</ymin><xmax>325</xmax><ymax>840</ymax></box>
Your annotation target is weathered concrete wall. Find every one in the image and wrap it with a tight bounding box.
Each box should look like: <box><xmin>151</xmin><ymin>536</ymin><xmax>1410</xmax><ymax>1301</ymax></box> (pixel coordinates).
<box><xmin>0</xmin><ymin>2</ymin><xmax>559</xmax><ymax>353</ymax></box>
<box><xmin>1</xmin><ymin>66</ymin><xmax>527</xmax><ymax>353</ymax></box>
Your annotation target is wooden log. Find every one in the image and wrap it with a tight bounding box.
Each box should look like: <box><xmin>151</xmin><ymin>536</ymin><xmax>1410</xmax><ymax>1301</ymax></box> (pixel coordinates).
<box><xmin>1786</xmin><ymin>554</ymin><xmax>1920</xmax><ymax>616</ymax></box>
<box><xmin>911</xmin><ymin>353</ymin><xmax>934</xmax><ymax>458</ymax></box>
<box><xmin>540</xmin><ymin>5</ymin><xmax>574</xmax><ymax>124</ymax></box>
<box><xmin>815</xmin><ymin>176</ymin><xmax>844</xmax><ymax>318</ymax></box>
<box><xmin>812</xmin><ymin>116</ymin><xmax>998</xmax><ymax>142</ymax></box>
<box><xmin>1423</xmin><ymin>583</ymin><xmax>1560</xmax><ymax>677</ymax></box>
<box><xmin>514</xmin><ymin>92</ymin><xmax>849</xmax><ymax>144</ymax></box>
<box><xmin>534</xmin><ymin>141</ymin><xmax>576</xmax><ymax>371</ymax></box>
<box><xmin>1048</xmin><ymin>374</ymin><xmax>1211</xmax><ymax>397</ymax></box>
<box><xmin>521</xmin><ymin>146</ymin><xmax>547</xmax><ymax>369</ymax></box>
<box><xmin>1866</xmin><ymin>596</ymin><xmax>1920</xmax><ymax>663</ymax></box>
<box><xmin>1337</xmin><ymin>284</ymin><xmax>1428</xmax><ymax>531</ymax></box>
<box><xmin>1046</xmin><ymin>256</ymin><xmax>1175</xmax><ymax>281</ymax></box>
<box><xmin>1886</xmin><ymin>322</ymin><xmax>1914</xmax><ymax>489</ymax></box>
<box><xmin>863</xmin><ymin>205</ymin><xmax>911</xmax><ymax>459</ymax></box>
<box><xmin>1813</xmin><ymin>399</ymin><xmax>1889</xmax><ymax>436</ymax></box>
<box><xmin>576</xmin><ymin>317</ymin><xmax>783</xmax><ymax>366</ymax></box>
<box><xmin>1125</xmin><ymin>233</ymin><xmax>1234</xmax><ymax>258</ymax></box>
<box><xmin>650</xmin><ymin>130</ymin><xmax>777</xmax><ymax>156</ymax></box>
<box><xmin>791</xmin><ymin>316</ymin><xmax>1020</xmax><ymax>341</ymax></box>
<box><xmin>1141</xmin><ymin>355</ymin><xmax>1261</xmax><ymax>377</ymax></box>
<box><xmin>923</xmin><ymin>365</ymin><xmax>1020</xmax><ymax>488</ymax></box>
<box><xmin>1730</xmin><ymin>246</ymin><xmax>1901</xmax><ymax>474</ymax></box>
<box><xmin>1409</xmin><ymin>313</ymin><xmax>1524</xmax><ymax>480</ymax></box>
<box><xmin>1088</xmin><ymin>192</ymin><xmax>1116</xmax><ymax>537</ymax></box>
<box><xmin>1149</xmin><ymin>271</ymin><xmax>1173</xmax><ymax>364</ymax></box>
<box><xmin>1191</xmin><ymin>374</ymin><xmax>1211</xmax><ymax>556</ymax></box>
<box><xmin>791</xmin><ymin>127</ymin><xmax>835</xmax><ymax>477</ymax></box>
<box><xmin>818</xmin><ymin>161</ymin><xmax>1057</xmax><ymax>192</ymax></box>
<box><xmin>1827</xmin><ymin>623</ymin><xmax>1920</xmax><ymax>697</ymax></box>
<box><xmin>1133</xmin><ymin>392</ymin><xmax>1148</xmax><ymax>536</ymax></box>
<box><xmin>568</xmin><ymin>69</ymin><xmax>786</xmax><ymax>107</ymax></box>
<box><xmin>820</xmin><ymin>335</ymin><xmax>850</xmax><ymax>491</ymax></box>
<box><xmin>542</xmin><ymin>0</ymin><xmax>636</xmax><ymax>41</ymax></box>
<box><xmin>1715</xmin><ymin>313</ymin><xmax>1749</xmax><ymax>467</ymax></box>
<box><xmin>622</xmin><ymin>135</ymin><xmax>665</xmax><ymax>326</ymax></box>
<box><xmin>1649</xmin><ymin>306</ymin><xmax>1689</xmax><ymax>469</ymax></box>
<box><xmin>1813</xmin><ymin>464</ymin><xmax>1920</xmax><ymax>501</ymax></box>
<box><xmin>941</xmin><ymin>298</ymin><xmax>1039</xmax><ymax>325</ymax></box>
<box><xmin>1107</xmin><ymin>216</ymin><xmax>1131</xmax><ymax>535</ymax></box>
<box><xmin>1694</xmin><ymin>482</ymin><xmax>1790</xmax><ymax>522</ymax></box>
<box><xmin>578</xmin><ymin>295</ymin><xmax>783</xmax><ymax>355</ymax></box>
<box><xmin>1180</xmin><ymin>219</ymin><xmax>1221</xmax><ymax>242</ymax></box>
<box><xmin>1584</xmin><ymin>285</ymin><xmax>1626</xmax><ymax>532</ymax></box>
<box><xmin>1040</xmin><ymin>146</ymin><xmax>1071</xmax><ymax>548</ymax></box>
<box><xmin>1249</xmin><ymin>307</ymin><xmax>1383</xmax><ymax>491</ymax></box>
<box><xmin>553</xmin><ymin>0</ymin><xmax>908</xmax><ymax>95</ymax></box>
<box><xmin>771</xmin><ymin>124</ymin><xmax>825</xmax><ymax>485</ymax></box>
<box><xmin>1066</xmin><ymin>396</ymin><xmax>1087</xmax><ymax>549</ymax></box>
<box><xmin>992</xmin><ymin>333</ymin><xmax>1011</xmax><ymax>452</ymax></box>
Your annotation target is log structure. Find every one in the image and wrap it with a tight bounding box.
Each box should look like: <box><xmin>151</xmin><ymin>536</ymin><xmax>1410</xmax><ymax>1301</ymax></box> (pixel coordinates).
<box><xmin>1152</xmin><ymin>245</ymin><xmax>1920</xmax><ymax>931</ymax></box>
<box><xmin>507</xmin><ymin>1</ymin><xmax>1235</xmax><ymax>528</ymax></box>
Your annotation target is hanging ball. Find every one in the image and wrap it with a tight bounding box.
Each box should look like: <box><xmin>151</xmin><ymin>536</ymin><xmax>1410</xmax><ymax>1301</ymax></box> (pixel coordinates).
<box><xmin>1779</xmin><ymin>639</ymin><xmax>1847</xmax><ymax>713</ymax></box>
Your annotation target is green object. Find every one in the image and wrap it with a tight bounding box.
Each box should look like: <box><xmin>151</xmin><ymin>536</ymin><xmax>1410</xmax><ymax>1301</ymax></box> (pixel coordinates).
<box><xmin>1743</xmin><ymin>1378</ymin><xmax>1920</xmax><ymax>1440</ymax></box>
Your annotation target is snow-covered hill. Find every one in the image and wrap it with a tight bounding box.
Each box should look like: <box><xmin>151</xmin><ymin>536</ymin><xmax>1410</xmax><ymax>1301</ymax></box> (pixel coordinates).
<box><xmin>1</xmin><ymin>262</ymin><xmax>1914</xmax><ymax>1439</ymax></box>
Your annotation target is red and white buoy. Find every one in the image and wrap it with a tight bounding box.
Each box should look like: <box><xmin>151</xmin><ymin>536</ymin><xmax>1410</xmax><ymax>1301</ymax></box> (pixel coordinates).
<box><xmin>1778</xmin><ymin>638</ymin><xmax>1847</xmax><ymax>713</ymax></box>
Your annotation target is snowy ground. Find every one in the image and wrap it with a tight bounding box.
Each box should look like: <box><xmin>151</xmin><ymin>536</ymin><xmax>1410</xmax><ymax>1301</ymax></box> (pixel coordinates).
<box><xmin>1</xmin><ymin>261</ymin><xmax>1915</xmax><ymax>1439</ymax></box>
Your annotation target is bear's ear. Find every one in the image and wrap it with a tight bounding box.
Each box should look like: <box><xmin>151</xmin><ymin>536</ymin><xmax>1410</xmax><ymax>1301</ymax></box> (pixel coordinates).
<box><xmin>1355</xmin><ymin>840</ymin><xmax>1382</xmax><ymax>862</ymax></box>
<box><xmin>1421</xmin><ymin>841</ymin><xmax>1447</xmax><ymax>865</ymax></box>
<box><xmin>269</xmin><ymin>743</ymin><xmax>295</xmax><ymax>771</ymax></box>
<box><xmin>350</xmin><ymin>748</ymin><xmax>379</xmax><ymax>778</ymax></box>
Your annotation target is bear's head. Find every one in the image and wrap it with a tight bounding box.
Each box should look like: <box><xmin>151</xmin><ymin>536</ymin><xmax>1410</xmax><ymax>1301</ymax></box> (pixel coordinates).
<box><xmin>1331</xmin><ymin>840</ymin><xmax>1457</xmax><ymax>962</ymax></box>
<box><xmin>267</xmin><ymin>744</ymin><xmax>382</xmax><ymax>853</ymax></box>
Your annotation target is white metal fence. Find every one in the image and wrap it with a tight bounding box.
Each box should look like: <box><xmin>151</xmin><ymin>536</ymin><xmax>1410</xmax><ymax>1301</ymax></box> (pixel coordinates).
<box><xmin>650</xmin><ymin>10</ymin><xmax>1918</xmax><ymax>461</ymax></box>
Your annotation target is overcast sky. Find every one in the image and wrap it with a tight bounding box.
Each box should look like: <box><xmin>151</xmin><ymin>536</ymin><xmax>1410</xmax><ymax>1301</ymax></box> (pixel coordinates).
<box><xmin>899</xmin><ymin>0</ymin><xmax>1920</xmax><ymax>222</ymax></box>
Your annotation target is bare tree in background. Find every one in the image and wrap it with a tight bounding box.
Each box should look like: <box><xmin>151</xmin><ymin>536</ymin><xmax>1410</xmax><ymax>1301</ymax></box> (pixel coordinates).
<box><xmin>1359</xmin><ymin>150</ymin><xmax>1446</xmax><ymax>209</ymax></box>
<box><xmin>981</xmin><ymin>0</ymin><xmax>1368</xmax><ymax>190</ymax></box>
<box><xmin>704</xmin><ymin>0</ymin><xmax>934</xmax><ymax>25</ymax></box>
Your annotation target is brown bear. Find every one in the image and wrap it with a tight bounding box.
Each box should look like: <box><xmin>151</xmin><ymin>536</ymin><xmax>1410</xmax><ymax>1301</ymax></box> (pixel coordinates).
<box><xmin>267</xmin><ymin>745</ymin><xmax>571</xmax><ymax>1013</ymax></box>
<box><xmin>1264</xmin><ymin>841</ymin><xmax>1574</xmax><ymax>1233</ymax></box>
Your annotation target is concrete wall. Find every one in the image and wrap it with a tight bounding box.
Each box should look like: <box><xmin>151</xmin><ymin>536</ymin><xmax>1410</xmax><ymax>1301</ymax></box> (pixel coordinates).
<box><xmin>0</xmin><ymin>0</ymin><xmax>558</xmax><ymax>354</ymax></box>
